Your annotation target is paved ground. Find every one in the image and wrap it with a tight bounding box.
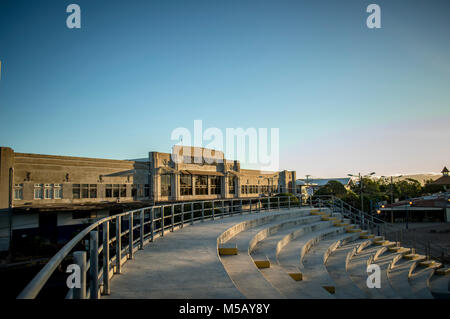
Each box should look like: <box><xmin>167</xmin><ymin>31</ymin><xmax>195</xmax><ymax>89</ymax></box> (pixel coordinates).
<box><xmin>104</xmin><ymin>209</ymin><xmax>304</xmax><ymax>299</ymax></box>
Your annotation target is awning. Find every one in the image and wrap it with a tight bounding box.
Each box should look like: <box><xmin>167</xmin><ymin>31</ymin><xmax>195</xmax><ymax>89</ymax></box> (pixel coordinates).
<box><xmin>186</xmin><ymin>170</ymin><xmax>224</xmax><ymax>176</ymax></box>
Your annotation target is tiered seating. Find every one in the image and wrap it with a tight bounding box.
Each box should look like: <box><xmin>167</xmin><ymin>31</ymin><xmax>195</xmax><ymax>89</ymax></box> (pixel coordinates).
<box><xmin>217</xmin><ymin>207</ymin><xmax>450</xmax><ymax>299</ymax></box>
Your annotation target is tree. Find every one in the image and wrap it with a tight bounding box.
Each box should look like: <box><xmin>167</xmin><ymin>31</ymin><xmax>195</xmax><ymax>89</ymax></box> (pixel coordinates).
<box><xmin>315</xmin><ymin>181</ymin><xmax>347</xmax><ymax>198</ymax></box>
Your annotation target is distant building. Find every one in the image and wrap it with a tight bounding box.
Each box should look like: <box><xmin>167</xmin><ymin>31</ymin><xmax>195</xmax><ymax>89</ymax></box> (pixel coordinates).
<box><xmin>0</xmin><ymin>146</ymin><xmax>296</xmax><ymax>251</ymax></box>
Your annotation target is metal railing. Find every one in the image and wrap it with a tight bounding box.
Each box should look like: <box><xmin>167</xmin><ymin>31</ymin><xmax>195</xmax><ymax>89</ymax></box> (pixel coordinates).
<box><xmin>17</xmin><ymin>194</ymin><xmax>303</xmax><ymax>299</ymax></box>
<box><xmin>312</xmin><ymin>195</ymin><xmax>398</xmax><ymax>236</ymax></box>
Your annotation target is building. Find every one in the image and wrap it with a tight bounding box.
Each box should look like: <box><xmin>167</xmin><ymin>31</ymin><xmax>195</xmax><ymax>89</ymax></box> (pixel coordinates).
<box><xmin>0</xmin><ymin>146</ymin><xmax>296</xmax><ymax>251</ymax></box>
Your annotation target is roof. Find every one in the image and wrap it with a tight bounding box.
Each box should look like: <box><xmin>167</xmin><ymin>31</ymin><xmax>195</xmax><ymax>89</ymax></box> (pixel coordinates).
<box><xmin>442</xmin><ymin>166</ymin><xmax>449</xmax><ymax>174</ymax></box>
<box><xmin>430</xmin><ymin>175</ymin><xmax>450</xmax><ymax>185</ymax></box>
<box><xmin>296</xmin><ymin>178</ymin><xmax>351</xmax><ymax>186</ymax></box>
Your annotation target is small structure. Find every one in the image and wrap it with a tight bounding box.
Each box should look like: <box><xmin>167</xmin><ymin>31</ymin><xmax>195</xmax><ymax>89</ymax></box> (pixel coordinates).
<box><xmin>430</xmin><ymin>166</ymin><xmax>450</xmax><ymax>190</ymax></box>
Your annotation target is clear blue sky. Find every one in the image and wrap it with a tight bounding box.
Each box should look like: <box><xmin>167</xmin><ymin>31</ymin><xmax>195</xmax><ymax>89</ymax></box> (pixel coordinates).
<box><xmin>1</xmin><ymin>0</ymin><xmax>449</xmax><ymax>177</ymax></box>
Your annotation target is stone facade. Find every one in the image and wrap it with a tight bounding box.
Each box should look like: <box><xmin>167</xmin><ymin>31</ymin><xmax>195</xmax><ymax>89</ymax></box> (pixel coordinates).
<box><xmin>0</xmin><ymin>146</ymin><xmax>296</xmax><ymax>251</ymax></box>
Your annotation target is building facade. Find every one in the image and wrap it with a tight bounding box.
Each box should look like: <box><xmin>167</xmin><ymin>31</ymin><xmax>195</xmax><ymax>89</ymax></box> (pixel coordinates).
<box><xmin>0</xmin><ymin>146</ymin><xmax>296</xmax><ymax>251</ymax></box>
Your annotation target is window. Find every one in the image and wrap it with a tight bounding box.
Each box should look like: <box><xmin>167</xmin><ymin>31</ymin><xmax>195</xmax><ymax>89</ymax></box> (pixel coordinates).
<box><xmin>210</xmin><ymin>176</ymin><xmax>221</xmax><ymax>195</ymax></box>
<box><xmin>44</xmin><ymin>184</ymin><xmax>53</xmax><ymax>199</ymax></box>
<box><xmin>120</xmin><ymin>184</ymin><xmax>127</xmax><ymax>197</ymax></box>
<box><xmin>132</xmin><ymin>184</ymin><xmax>137</xmax><ymax>197</ymax></box>
<box><xmin>180</xmin><ymin>174</ymin><xmax>192</xmax><ymax>196</ymax></box>
<box><xmin>228</xmin><ymin>177</ymin><xmax>235</xmax><ymax>195</ymax></box>
<box><xmin>54</xmin><ymin>184</ymin><xmax>63</xmax><ymax>199</ymax></box>
<box><xmin>160</xmin><ymin>174</ymin><xmax>171</xmax><ymax>196</ymax></box>
<box><xmin>106</xmin><ymin>184</ymin><xmax>126</xmax><ymax>198</ymax></box>
<box><xmin>144</xmin><ymin>184</ymin><xmax>150</xmax><ymax>197</ymax></box>
<box><xmin>14</xmin><ymin>184</ymin><xmax>23</xmax><ymax>200</ymax></box>
<box><xmin>34</xmin><ymin>184</ymin><xmax>43</xmax><ymax>199</ymax></box>
<box><xmin>195</xmin><ymin>175</ymin><xmax>208</xmax><ymax>195</ymax></box>
<box><xmin>74</xmin><ymin>184</ymin><xmax>97</xmax><ymax>199</ymax></box>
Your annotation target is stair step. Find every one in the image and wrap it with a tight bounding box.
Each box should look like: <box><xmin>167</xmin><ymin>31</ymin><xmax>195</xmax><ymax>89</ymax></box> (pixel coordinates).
<box><xmin>435</xmin><ymin>267</ymin><xmax>450</xmax><ymax>275</ymax></box>
<box><xmin>218</xmin><ymin>243</ymin><xmax>238</xmax><ymax>256</ymax></box>
<box><xmin>360</xmin><ymin>234</ymin><xmax>375</xmax><ymax>239</ymax></box>
<box><xmin>388</xmin><ymin>247</ymin><xmax>410</xmax><ymax>255</ymax></box>
<box><xmin>418</xmin><ymin>260</ymin><xmax>441</xmax><ymax>268</ymax></box>
<box><xmin>403</xmin><ymin>253</ymin><xmax>426</xmax><ymax>261</ymax></box>
<box><xmin>321</xmin><ymin>216</ymin><xmax>337</xmax><ymax>221</ymax></box>
<box><xmin>346</xmin><ymin>228</ymin><xmax>362</xmax><ymax>233</ymax></box>
<box><xmin>254</xmin><ymin>259</ymin><xmax>270</xmax><ymax>269</ymax></box>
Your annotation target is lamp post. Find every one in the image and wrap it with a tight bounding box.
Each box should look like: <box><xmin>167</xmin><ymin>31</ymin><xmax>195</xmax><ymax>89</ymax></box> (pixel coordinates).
<box><xmin>381</xmin><ymin>175</ymin><xmax>403</xmax><ymax>223</ymax></box>
<box><xmin>406</xmin><ymin>200</ymin><xmax>412</xmax><ymax>230</ymax></box>
<box><xmin>348</xmin><ymin>172</ymin><xmax>376</xmax><ymax>213</ymax></box>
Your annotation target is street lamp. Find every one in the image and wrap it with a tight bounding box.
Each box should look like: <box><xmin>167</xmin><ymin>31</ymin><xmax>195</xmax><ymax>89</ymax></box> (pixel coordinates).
<box><xmin>381</xmin><ymin>175</ymin><xmax>403</xmax><ymax>223</ymax></box>
<box><xmin>348</xmin><ymin>172</ymin><xmax>376</xmax><ymax>213</ymax></box>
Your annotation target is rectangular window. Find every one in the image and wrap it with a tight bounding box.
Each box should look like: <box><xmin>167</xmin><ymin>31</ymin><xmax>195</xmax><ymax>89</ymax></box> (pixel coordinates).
<box><xmin>160</xmin><ymin>174</ymin><xmax>171</xmax><ymax>196</ymax></box>
<box><xmin>73</xmin><ymin>184</ymin><xmax>80</xmax><ymax>199</ymax></box>
<box><xmin>228</xmin><ymin>178</ymin><xmax>235</xmax><ymax>195</ymax></box>
<box><xmin>210</xmin><ymin>176</ymin><xmax>221</xmax><ymax>195</ymax></box>
<box><xmin>144</xmin><ymin>184</ymin><xmax>150</xmax><ymax>197</ymax></box>
<box><xmin>81</xmin><ymin>184</ymin><xmax>89</xmax><ymax>198</ymax></box>
<box><xmin>113</xmin><ymin>184</ymin><xmax>120</xmax><ymax>198</ymax></box>
<box><xmin>44</xmin><ymin>184</ymin><xmax>53</xmax><ymax>199</ymax></box>
<box><xmin>132</xmin><ymin>184</ymin><xmax>137</xmax><ymax>197</ymax></box>
<box><xmin>54</xmin><ymin>184</ymin><xmax>63</xmax><ymax>199</ymax></box>
<box><xmin>106</xmin><ymin>184</ymin><xmax>113</xmax><ymax>198</ymax></box>
<box><xmin>180</xmin><ymin>174</ymin><xmax>192</xmax><ymax>196</ymax></box>
<box><xmin>195</xmin><ymin>175</ymin><xmax>208</xmax><ymax>195</ymax></box>
<box><xmin>74</xmin><ymin>184</ymin><xmax>97</xmax><ymax>199</ymax></box>
<box><xmin>120</xmin><ymin>184</ymin><xmax>127</xmax><ymax>197</ymax></box>
<box><xmin>14</xmin><ymin>184</ymin><xmax>23</xmax><ymax>200</ymax></box>
<box><xmin>34</xmin><ymin>184</ymin><xmax>43</xmax><ymax>199</ymax></box>
<box><xmin>89</xmin><ymin>184</ymin><xmax>97</xmax><ymax>198</ymax></box>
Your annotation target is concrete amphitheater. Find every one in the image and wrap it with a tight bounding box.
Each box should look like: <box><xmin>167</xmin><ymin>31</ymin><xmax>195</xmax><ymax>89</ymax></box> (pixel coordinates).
<box><xmin>102</xmin><ymin>207</ymin><xmax>450</xmax><ymax>299</ymax></box>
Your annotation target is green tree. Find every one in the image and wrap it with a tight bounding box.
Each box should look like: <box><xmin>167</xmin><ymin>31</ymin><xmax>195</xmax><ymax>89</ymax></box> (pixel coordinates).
<box><xmin>315</xmin><ymin>181</ymin><xmax>347</xmax><ymax>198</ymax></box>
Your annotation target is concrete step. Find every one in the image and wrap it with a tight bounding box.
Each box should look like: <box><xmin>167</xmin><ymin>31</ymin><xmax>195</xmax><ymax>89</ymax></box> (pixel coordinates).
<box><xmin>277</xmin><ymin>226</ymin><xmax>351</xmax><ymax>298</ymax></box>
<box><xmin>347</xmin><ymin>245</ymin><xmax>403</xmax><ymax>299</ymax></box>
<box><xmin>408</xmin><ymin>265</ymin><xmax>436</xmax><ymax>299</ymax></box>
<box><xmin>219</xmin><ymin>212</ymin><xmax>324</xmax><ymax>298</ymax></box>
<box><xmin>251</xmin><ymin>221</ymin><xmax>334</xmax><ymax>298</ymax></box>
<box><xmin>325</xmin><ymin>239</ymin><xmax>370</xmax><ymax>298</ymax></box>
<box><xmin>387</xmin><ymin>258</ymin><xmax>421</xmax><ymax>298</ymax></box>
<box><xmin>301</xmin><ymin>233</ymin><xmax>361</xmax><ymax>298</ymax></box>
<box><xmin>403</xmin><ymin>254</ymin><xmax>427</xmax><ymax>261</ymax></box>
<box><xmin>429</xmin><ymin>273</ymin><xmax>450</xmax><ymax>299</ymax></box>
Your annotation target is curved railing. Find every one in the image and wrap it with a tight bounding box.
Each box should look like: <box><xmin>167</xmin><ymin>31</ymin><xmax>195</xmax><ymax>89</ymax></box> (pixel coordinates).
<box><xmin>17</xmin><ymin>194</ymin><xmax>302</xmax><ymax>299</ymax></box>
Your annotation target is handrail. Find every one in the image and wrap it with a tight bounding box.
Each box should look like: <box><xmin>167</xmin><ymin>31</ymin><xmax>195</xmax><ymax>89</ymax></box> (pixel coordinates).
<box><xmin>17</xmin><ymin>193</ymin><xmax>302</xmax><ymax>299</ymax></box>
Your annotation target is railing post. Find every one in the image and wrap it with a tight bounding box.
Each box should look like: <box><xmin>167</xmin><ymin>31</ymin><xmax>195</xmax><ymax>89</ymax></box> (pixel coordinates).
<box><xmin>171</xmin><ymin>205</ymin><xmax>175</xmax><ymax>232</ymax></box>
<box><xmin>150</xmin><ymin>207</ymin><xmax>154</xmax><ymax>242</ymax></box>
<box><xmin>161</xmin><ymin>206</ymin><xmax>165</xmax><ymax>237</ymax></box>
<box><xmin>191</xmin><ymin>202</ymin><xmax>194</xmax><ymax>225</ymax></box>
<box><xmin>140</xmin><ymin>209</ymin><xmax>144</xmax><ymax>250</ymax></box>
<box><xmin>268</xmin><ymin>197</ymin><xmax>270</xmax><ymax>211</ymax></box>
<box><xmin>212</xmin><ymin>201</ymin><xmax>215</xmax><ymax>220</ymax></box>
<box><xmin>129</xmin><ymin>213</ymin><xmax>134</xmax><ymax>259</ymax></box>
<box><xmin>73</xmin><ymin>251</ymin><xmax>86</xmax><ymax>299</ymax></box>
<box><xmin>90</xmin><ymin>230</ymin><xmax>99</xmax><ymax>299</ymax></box>
<box><xmin>250</xmin><ymin>199</ymin><xmax>252</xmax><ymax>213</ymax></box>
<box><xmin>278</xmin><ymin>197</ymin><xmax>280</xmax><ymax>210</ymax></box>
<box><xmin>258</xmin><ymin>198</ymin><xmax>261</xmax><ymax>213</ymax></box>
<box><xmin>115</xmin><ymin>216</ymin><xmax>121</xmax><ymax>274</ymax></box>
<box><xmin>240</xmin><ymin>199</ymin><xmax>243</xmax><ymax>215</ymax></box>
<box><xmin>221</xmin><ymin>200</ymin><xmax>225</xmax><ymax>218</ymax></box>
<box><xmin>201</xmin><ymin>201</ymin><xmax>205</xmax><ymax>221</ymax></box>
<box><xmin>102</xmin><ymin>222</ymin><xmax>110</xmax><ymax>295</ymax></box>
<box><xmin>288</xmin><ymin>196</ymin><xmax>290</xmax><ymax>210</ymax></box>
